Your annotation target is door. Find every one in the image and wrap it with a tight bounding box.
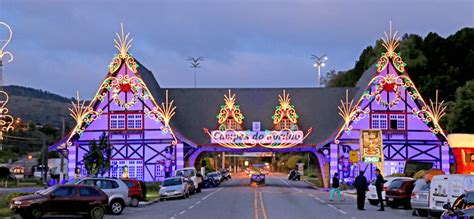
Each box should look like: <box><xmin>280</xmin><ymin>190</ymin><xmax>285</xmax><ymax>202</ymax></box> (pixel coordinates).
<box><xmin>45</xmin><ymin>186</ymin><xmax>78</xmax><ymax>213</ymax></box>
<box><xmin>78</xmin><ymin>187</ymin><xmax>103</xmax><ymax>213</ymax></box>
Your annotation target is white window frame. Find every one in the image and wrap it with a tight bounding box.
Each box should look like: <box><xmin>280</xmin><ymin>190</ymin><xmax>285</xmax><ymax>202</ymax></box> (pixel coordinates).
<box><xmin>110</xmin><ymin>160</ymin><xmax>144</xmax><ymax>180</ymax></box>
<box><xmin>110</xmin><ymin>114</ymin><xmax>126</xmax><ymax>129</ymax></box>
<box><xmin>372</xmin><ymin>114</ymin><xmax>388</xmax><ymax>129</ymax></box>
<box><xmin>390</xmin><ymin>114</ymin><xmax>406</xmax><ymax>130</ymax></box>
<box><xmin>127</xmin><ymin>114</ymin><xmax>143</xmax><ymax>129</ymax></box>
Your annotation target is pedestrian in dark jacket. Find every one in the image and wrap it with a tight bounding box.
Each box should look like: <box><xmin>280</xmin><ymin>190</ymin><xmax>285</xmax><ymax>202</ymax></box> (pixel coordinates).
<box><xmin>329</xmin><ymin>173</ymin><xmax>343</xmax><ymax>201</ymax></box>
<box><xmin>375</xmin><ymin>168</ymin><xmax>386</xmax><ymax>211</ymax></box>
<box><xmin>354</xmin><ymin>171</ymin><xmax>368</xmax><ymax>210</ymax></box>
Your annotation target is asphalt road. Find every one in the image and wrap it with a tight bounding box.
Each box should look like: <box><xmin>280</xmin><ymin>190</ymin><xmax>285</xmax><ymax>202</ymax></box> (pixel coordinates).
<box><xmin>106</xmin><ymin>173</ymin><xmax>421</xmax><ymax>219</ymax></box>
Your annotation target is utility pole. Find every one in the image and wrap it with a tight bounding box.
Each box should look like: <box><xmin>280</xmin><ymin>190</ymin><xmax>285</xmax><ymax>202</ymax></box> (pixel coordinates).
<box><xmin>42</xmin><ymin>136</ymin><xmax>47</xmax><ymax>187</ymax></box>
<box><xmin>60</xmin><ymin>117</ymin><xmax>65</xmax><ymax>182</ymax></box>
<box><xmin>188</xmin><ymin>56</ymin><xmax>204</xmax><ymax>88</ymax></box>
<box><xmin>221</xmin><ymin>152</ymin><xmax>225</xmax><ymax>170</ymax></box>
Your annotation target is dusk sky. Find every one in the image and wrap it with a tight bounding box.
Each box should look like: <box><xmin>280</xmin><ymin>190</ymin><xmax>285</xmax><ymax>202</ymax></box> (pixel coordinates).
<box><xmin>0</xmin><ymin>0</ymin><xmax>472</xmax><ymax>98</ymax></box>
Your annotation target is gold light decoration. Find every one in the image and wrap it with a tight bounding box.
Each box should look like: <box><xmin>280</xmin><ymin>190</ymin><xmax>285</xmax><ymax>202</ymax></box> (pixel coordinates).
<box><xmin>334</xmin><ymin>89</ymin><xmax>370</xmax><ymax>144</ymax></box>
<box><xmin>0</xmin><ymin>91</ymin><xmax>14</xmax><ymax>140</ymax></box>
<box><xmin>272</xmin><ymin>90</ymin><xmax>299</xmax><ymax>125</ymax></box>
<box><xmin>145</xmin><ymin>90</ymin><xmax>178</xmax><ymax>145</ymax></box>
<box><xmin>69</xmin><ymin>91</ymin><xmax>87</xmax><ymax>125</ymax></box>
<box><xmin>109</xmin><ymin>23</ymin><xmax>138</xmax><ymax>74</ymax></box>
<box><xmin>66</xmin><ymin>91</ymin><xmax>103</xmax><ymax>146</ymax></box>
<box><xmin>217</xmin><ymin>90</ymin><xmax>244</xmax><ymax>126</ymax></box>
<box><xmin>0</xmin><ymin>22</ymin><xmax>14</xmax><ymax>62</ymax></box>
<box><xmin>412</xmin><ymin>89</ymin><xmax>447</xmax><ymax>138</ymax></box>
<box><xmin>376</xmin><ymin>21</ymin><xmax>407</xmax><ymax>73</ymax></box>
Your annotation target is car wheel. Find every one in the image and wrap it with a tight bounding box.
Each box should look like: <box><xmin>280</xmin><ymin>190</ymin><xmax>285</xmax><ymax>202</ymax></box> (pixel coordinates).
<box><xmin>89</xmin><ymin>206</ymin><xmax>105</xmax><ymax>219</ymax></box>
<box><xmin>416</xmin><ymin>209</ymin><xmax>428</xmax><ymax>217</ymax></box>
<box><xmin>387</xmin><ymin>201</ymin><xmax>398</xmax><ymax>209</ymax></box>
<box><xmin>109</xmin><ymin>200</ymin><xmax>125</xmax><ymax>215</ymax></box>
<box><xmin>159</xmin><ymin>198</ymin><xmax>165</xmax><ymax>201</ymax></box>
<box><xmin>29</xmin><ymin>205</ymin><xmax>43</xmax><ymax>219</ymax></box>
<box><xmin>368</xmin><ymin>199</ymin><xmax>379</xmax><ymax>206</ymax></box>
<box><xmin>130</xmin><ymin>197</ymin><xmax>139</xmax><ymax>207</ymax></box>
<box><xmin>196</xmin><ymin>187</ymin><xmax>201</xmax><ymax>193</ymax></box>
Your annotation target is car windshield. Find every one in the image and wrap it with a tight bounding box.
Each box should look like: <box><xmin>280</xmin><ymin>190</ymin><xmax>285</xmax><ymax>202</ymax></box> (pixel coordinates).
<box><xmin>176</xmin><ymin>169</ymin><xmax>195</xmax><ymax>178</ymax></box>
<box><xmin>413</xmin><ymin>179</ymin><xmax>429</xmax><ymax>191</ymax></box>
<box><xmin>388</xmin><ymin>180</ymin><xmax>405</xmax><ymax>189</ymax></box>
<box><xmin>123</xmin><ymin>180</ymin><xmax>134</xmax><ymax>188</ymax></box>
<box><xmin>162</xmin><ymin>178</ymin><xmax>182</xmax><ymax>186</ymax></box>
<box><xmin>65</xmin><ymin>178</ymin><xmax>81</xmax><ymax>185</ymax></box>
<box><xmin>38</xmin><ymin>185</ymin><xmax>59</xmax><ymax>195</ymax></box>
<box><xmin>465</xmin><ymin>192</ymin><xmax>474</xmax><ymax>204</ymax></box>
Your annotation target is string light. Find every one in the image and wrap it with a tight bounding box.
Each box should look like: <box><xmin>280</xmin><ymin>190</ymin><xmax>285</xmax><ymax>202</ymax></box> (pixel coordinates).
<box><xmin>334</xmin><ymin>89</ymin><xmax>370</xmax><ymax>144</ymax></box>
<box><xmin>145</xmin><ymin>90</ymin><xmax>178</xmax><ymax>145</ymax></box>
<box><xmin>217</xmin><ymin>90</ymin><xmax>244</xmax><ymax>126</ymax></box>
<box><xmin>0</xmin><ymin>22</ymin><xmax>13</xmax><ymax>62</ymax></box>
<box><xmin>0</xmin><ymin>22</ymin><xmax>15</xmax><ymax>140</ymax></box>
<box><xmin>272</xmin><ymin>90</ymin><xmax>299</xmax><ymax>125</ymax></box>
<box><xmin>376</xmin><ymin>21</ymin><xmax>407</xmax><ymax>73</ymax></box>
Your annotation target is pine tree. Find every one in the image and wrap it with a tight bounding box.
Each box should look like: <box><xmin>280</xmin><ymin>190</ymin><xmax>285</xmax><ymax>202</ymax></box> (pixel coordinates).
<box><xmin>84</xmin><ymin>133</ymin><xmax>111</xmax><ymax>177</ymax></box>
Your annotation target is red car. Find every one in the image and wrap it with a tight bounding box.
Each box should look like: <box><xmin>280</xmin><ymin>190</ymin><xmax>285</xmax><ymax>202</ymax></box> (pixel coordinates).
<box><xmin>121</xmin><ymin>179</ymin><xmax>146</xmax><ymax>207</ymax></box>
<box><xmin>10</xmin><ymin>184</ymin><xmax>108</xmax><ymax>219</ymax></box>
<box><xmin>385</xmin><ymin>179</ymin><xmax>416</xmax><ymax>209</ymax></box>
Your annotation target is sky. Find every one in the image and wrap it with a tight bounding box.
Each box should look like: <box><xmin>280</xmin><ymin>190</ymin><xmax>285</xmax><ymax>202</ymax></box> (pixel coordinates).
<box><xmin>0</xmin><ymin>0</ymin><xmax>472</xmax><ymax>98</ymax></box>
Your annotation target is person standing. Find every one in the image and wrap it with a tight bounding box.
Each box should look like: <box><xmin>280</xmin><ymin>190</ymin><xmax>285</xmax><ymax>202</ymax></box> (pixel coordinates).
<box><xmin>354</xmin><ymin>171</ymin><xmax>368</xmax><ymax>210</ymax></box>
<box><xmin>329</xmin><ymin>173</ymin><xmax>343</xmax><ymax>202</ymax></box>
<box><xmin>375</xmin><ymin>168</ymin><xmax>386</xmax><ymax>211</ymax></box>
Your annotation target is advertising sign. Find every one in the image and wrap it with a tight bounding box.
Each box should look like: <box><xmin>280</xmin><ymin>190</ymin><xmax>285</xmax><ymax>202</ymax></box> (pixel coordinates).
<box><xmin>360</xmin><ymin>129</ymin><xmax>383</xmax><ymax>163</ymax></box>
<box><xmin>210</xmin><ymin>130</ymin><xmax>305</xmax><ymax>144</ymax></box>
<box><xmin>349</xmin><ymin>150</ymin><xmax>359</xmax><ymax>163</ymax></box>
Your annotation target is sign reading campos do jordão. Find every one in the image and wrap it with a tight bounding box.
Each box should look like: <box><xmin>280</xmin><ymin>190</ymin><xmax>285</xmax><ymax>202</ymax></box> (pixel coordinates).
<box><xmin>210</xmin><ymin>130</ymin><xmax>305</xmax><ymax>144</ymax></box>
<box><xmin>360</xmin><ymin>129</ymin><xmax>384</xmax><ymax>163</ymax></box>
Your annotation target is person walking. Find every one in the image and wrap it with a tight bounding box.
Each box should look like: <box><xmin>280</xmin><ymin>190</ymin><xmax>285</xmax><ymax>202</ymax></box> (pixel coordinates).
<box><xmin>354</xmin><ymin>171</ymin><xmax>368</xmax><ymax>210</ymax></box>
<box><xmin>375</xmin><ymin>168</ymin><xmax>386</xmax><ymax>211</ymax></box>
<box><xmin>329</xmin><ymin>173</ymin><xmax>343</xmax><ymax>202</ymax></box>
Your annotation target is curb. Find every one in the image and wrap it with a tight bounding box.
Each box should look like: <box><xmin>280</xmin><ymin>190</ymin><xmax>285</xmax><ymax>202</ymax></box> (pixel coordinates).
<box><xmin>139</xmin><ymin>197</ymin><xmax>160</xmax><ymax>207</ymax></box>
<box><xmin>302</xmin><ymin>179</ymin><xmax>320</xmax><ymax>190</ymax></box>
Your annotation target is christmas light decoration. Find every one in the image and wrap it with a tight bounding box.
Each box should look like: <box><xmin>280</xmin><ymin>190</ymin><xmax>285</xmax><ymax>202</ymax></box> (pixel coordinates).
<box><xmin>412</xmin><ymin>90</ymin><xmax>447</xmax><ymax>138</ymax></box>
<box><xmin>217</xmin><ymin>90</ymin><xmax>244</xmax><ymax>127</ymax></box>
<box><xmin>334</xmin><ymin>89</ymin><xmax>370</xmax><ymax>144</ymax></box>
<box><xmin>0</xmin><ymin>22</ymin><xmax>13</xmax><ymax>62</ymax></box>
<box><xmin>67</xmin><ymin>91</ymin><xmax>103</xmax><ymax>144</ymax></box>
<box><xmin>0</xmin><ymin>21</ymin><xmax>15</xmax><ymax>140</ymax></box>
<box><xmin>272</xmin><ymin>90</ymin><xmax>299</xmax><ymax>125</ymax></box>
<box><xmin>375</xmin><ymin>21</ymin><xmax>407</xmax><ymax>73</ymax></box>
<box><xmin>109</xmin><ymin>23</ymin><xmax>138</xmax><ymax>74</ymax></box>
<box><xmin>145</xmin><ymin>90</ymin><xmax>178</xmax><ymax>145</ymax></box>
<box><xmin>111</xmin><ymin>75</ymin><xmax>141</xmax><ymax>109</ymax></box>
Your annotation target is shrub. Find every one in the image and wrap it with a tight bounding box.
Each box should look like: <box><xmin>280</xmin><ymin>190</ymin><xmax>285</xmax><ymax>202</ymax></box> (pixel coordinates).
<box><xmin>147</xmin><ymin>182</ymin><xmax>160</xmax><ymax>192</ymax></box>
<box><xmin>3</xmin><ymin>192</ymin><xmax>32</xmax><ymax>207</ymax></box>
<box><xmin>413</xmin><ymin>170</ymin><xmax>427</xmax><ymax>179</ymax></box>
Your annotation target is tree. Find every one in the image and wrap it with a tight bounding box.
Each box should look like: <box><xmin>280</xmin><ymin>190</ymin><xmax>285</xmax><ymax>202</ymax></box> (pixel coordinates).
<box><xmin>447</xmin><ymin>80</ymin><xmax>474</xmax><ymax>133</ymax></box>
<box><xmin>84</xmin><ymin>133</ymin><xmax>112</xmax><ymax>177</ymax></box>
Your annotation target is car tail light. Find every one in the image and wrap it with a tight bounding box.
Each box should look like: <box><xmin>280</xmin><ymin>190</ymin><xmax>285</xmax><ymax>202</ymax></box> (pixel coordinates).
<box><xmin>383</xmin><ymin>186</ymin><xmax>388</xmax><ymax>191</ymax></box>
<box><xmin>128</xmin><ymin>189</ymin><xmax>132</xmax><ymax>197</ymax></box>
<box><xmin>411</xmin><ymin>192</ymin><xmax>416</xmax><ymax>198</ymax></box>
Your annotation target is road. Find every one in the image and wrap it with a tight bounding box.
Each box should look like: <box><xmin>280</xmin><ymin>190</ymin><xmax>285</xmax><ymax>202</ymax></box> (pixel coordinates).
<box><xmin>107</xmin><ymin>173</ymin><xmax>419</xmax><ymax>219</ymax></box>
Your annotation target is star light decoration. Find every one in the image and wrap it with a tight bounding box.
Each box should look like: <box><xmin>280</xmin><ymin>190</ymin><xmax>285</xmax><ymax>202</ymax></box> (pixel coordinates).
<box><xmin>0</xmin><ymin>22</ymin><xmax>16</xmax><ymax>140</ymax></box>
<box><xmin>334</xmin><ymin>89</ymin><xmax>370</xmax><ymax>144</ymax></box>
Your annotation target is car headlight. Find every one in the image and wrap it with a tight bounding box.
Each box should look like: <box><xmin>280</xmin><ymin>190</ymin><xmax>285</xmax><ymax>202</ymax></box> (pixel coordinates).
<box><xmin>13</xmin><ymin>201</ymin><xmax>21</xmax><ymax>205</ymax></box>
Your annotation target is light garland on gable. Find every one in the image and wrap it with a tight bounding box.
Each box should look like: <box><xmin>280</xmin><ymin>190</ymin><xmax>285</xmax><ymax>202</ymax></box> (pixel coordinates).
<box><xmin>109</xmin><ymin>23</ymin><xmax>139</xmax><ymax>74</ymax></box>
<box><xmin>111</xmin><ymin>75</ymin><xmax>142</xmax><ymax>109</ymax></box>
<box><xmin>272</xmin><ymin>90</ymin><xmax>299</xmax><ymax>125</ymax></box>
<box><xmin>145</xmin><ymin>90</ymin><xmax>178</xmax><ymax>145</ymax></box>
<box><xmin>216</xmin><ymin>90</ymin><xmax>245</xmax><ymax>127</ymax></box>
<box><xmin>375</xmin><ymin>21</ymin><xmax>407</xmax><ymax>73</ymax></box>
<box><xmin>334</xmin><ymin>89</ymin><xmax>370</xmax><ymax>144</ymax></box>
<box><xmin>412</xmin><ymin>90</ymin><xmax>447</xmax><ymax>138</ymax></box>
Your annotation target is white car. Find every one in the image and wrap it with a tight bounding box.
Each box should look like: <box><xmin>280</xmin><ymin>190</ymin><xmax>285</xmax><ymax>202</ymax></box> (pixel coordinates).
<box><xmin>429</xmin><ymin>174</ymin><xmax>474</xmax><ymax>217</ymax></box>
<box><xmin>160</xmin><ymin>177</ymin><xmax>190</xmax><ymax>200</ymax></box>
<box><xmin>76</xmin><ymin>178</ymin><xmax>131</xmax><ymax>215</ymax></box>
<box><xmin>367</xmin><ymin>176</ymin><xmax>413</xmax><ymax>206</ymax></box>
<box><xmin>175</xmin><ymin>167</ymin><xmax>202</xmax><ymax>193</ymax></box>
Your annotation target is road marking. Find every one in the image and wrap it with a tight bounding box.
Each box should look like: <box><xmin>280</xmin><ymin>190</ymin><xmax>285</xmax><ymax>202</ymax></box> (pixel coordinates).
<box><xmin>188</xmin><ymin>205</ymin><xmax>194</xmax><ymax>209</ymax></box>
<box><xmin>338</xmin><ymin>209</ymin><xmax>347</xmax><ymax>215</ymax></box>
<box><xmin>202</xmin><ymin>188</ymin><xmax>223</xmax><ymax>200</ymax></box>
<box><xmin>179</xmin><ymin>210</ymin><xmax>186</xmax><ymax>215</ymax></box>
<box><xmin>254</xmin><ymin>191</ymin><xmax>258</xmax><ymax>219</ymax></box>
<box><xmin>196</xmin><ymin>200</ymin><xmax>201</xmax><ymax>205</ymax></box>
<box><xmin>259</xmin><ymin>191</ymin><xmax>268</xmax><ymax>219</ymax></box>
<box><xmin>279</xmin><ymin>178</ymin><xmax>302</xmax><ymax>192</ymax></box>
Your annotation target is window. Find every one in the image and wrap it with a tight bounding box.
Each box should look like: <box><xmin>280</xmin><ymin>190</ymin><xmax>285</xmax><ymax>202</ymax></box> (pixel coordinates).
<box><xmin>53</xmin><ymin>187</ymin><xmax>76</xmax><ymax>197</ymax></box>
<box><xmin>128</xmin><ymin>114</ymin><xmax>143</xmax><ymax>129</ymax></box>
<box><xmin>156</xmin><ymin>164</ymin><xmax>164</xmax><ymax>177</ymax></box>
<box><xmin>281</xmin><ymin>118</ymin><xmax>291</xmax><ymax>129</ymax></box>
<box><xmin>110</xmin><ymin>160</ymin><xmax>144</xmax><ymax>180</ymax></box>
<box><xmin>372</xmin><ymin>114</ymin><xmax>388</xmax><ymax>129</ymax></box>
<box><xmin>226</xmin><ymin>119</ymin><xmax>237</xmax><ymax>130</ymax></box>
<box><xmin>96</xmin><ymin>180</ymin><xmax>118</xmax><ymax>189</ymax></box>
<box><xmin>79</xmin><ymin>187</ymin><xmax>101</xmax><ymax>197</ymax></box>
<box><xmin>111</xmin><ymin>114</ymin><xmax>125</xmax><ymax>129</ymax></box>
<box><xmin>390</xmin><ymin>115</ymin><xmax>405</xmax><ymax>130</ymax></box>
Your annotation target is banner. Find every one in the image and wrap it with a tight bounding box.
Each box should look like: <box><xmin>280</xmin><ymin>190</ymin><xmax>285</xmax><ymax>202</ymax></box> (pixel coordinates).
<box><xmin>360</xmin><ymin>129</ymin><xmax>383</xmax><ymax>163</ymax></box>
<box><xmin>210</xmin><ymin>130</ymin><xmax>304</xmax><ymax>144</ymax></box>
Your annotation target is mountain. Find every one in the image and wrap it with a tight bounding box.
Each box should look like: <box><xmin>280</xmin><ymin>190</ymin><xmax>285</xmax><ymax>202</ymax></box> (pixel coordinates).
<box><xmin>2</xmin><ymin>85</ymin><xmax>74</xmax><ymax>129</ymax></box>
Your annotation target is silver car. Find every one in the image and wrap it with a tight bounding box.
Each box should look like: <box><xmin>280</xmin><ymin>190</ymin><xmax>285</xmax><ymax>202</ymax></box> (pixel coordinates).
<box><xmin>76</xmin><ymin>178</ymin><xmax>131</xmax><ymax>215</ymax></box>
<box><xmin>159</xmin><ymin>177</ymin><xmax>190</xmax><ymax>201</ymax></box>
<box><xmin>411</xmin><ymin>179</ymin><xmax>430</xmax><ymax>217</ymax></box>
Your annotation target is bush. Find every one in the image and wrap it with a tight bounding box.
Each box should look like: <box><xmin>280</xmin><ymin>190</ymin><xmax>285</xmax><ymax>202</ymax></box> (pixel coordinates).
<box><xmin>413</xmin><ymin>170</ymin><xmax>427</xmax><ymax>179</ymax></box>
<box><xmin>147</xmin><ymin>182</ymin><xmax>160</xmax><ymax>192</ymax></box>
<box><xmin>3</xmin><ymin>192</ymin><xmax>32</xmax><ymax>207</ymax></box>
<box><xmin>387</xmin><ymin>173</ymin><xmax>405</xmax><ymax>177</ymax></box>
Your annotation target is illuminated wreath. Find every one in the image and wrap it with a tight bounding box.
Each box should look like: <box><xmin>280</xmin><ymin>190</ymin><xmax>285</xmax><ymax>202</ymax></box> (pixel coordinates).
<box><xmin>111</xmin><ymin>75</ymin><xmax>142</xmax><ymax>109</ymax></box>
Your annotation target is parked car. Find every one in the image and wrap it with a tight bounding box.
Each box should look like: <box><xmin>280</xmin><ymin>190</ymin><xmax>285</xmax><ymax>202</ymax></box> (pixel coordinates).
<box><xmin>185</xmin><ymin>178</ymin><xmax>196</xmax><ymax>194</ymax></box>
<box><xmin>367</xmin><ymin>176</ymin><xmax>413</xmax><ymax>206</ymax></box>
<box><xmin>410</xmin><ymin>179</ymin><xmax>431</xmax><ymax>217</ymax></box>
<box><xmin>76</xmin><ymin>178</ymin><xmax>131</xmax><ymax>215</ymax></box>
<box><xmin>207</xmin><ymin>172</ymin><xmax>222</xmax><ymax>185</ymax></box>
<box><xmin>219</xmin><ymin>169</ymin><xmax>232</xmax><ymax>181</ymax></box>
<box><xmin>442</xmin><ymin>191</ymin><xmax>474</xmax><ymax>218</ymax></box>
<box><xmin>429</xmin><ymin>174</ymin><xmax>474</xmax><ymax>217</ymax></box>
<box><xmin>121</xmin><ymin>179</ymin><xmax>145</xmax><ymax>207</ymax></box>
<box><xmin>10</xmin><ymin>184</ymin><xmax>108</xmax><ymax>219</ymax></box>
<box><xmin>175</xmin><ymin>167</ymin><xmax>202</xmax><ymax>193</ymax></box>
<box><xmin>385</xmin><ymin>179</ymin><xmax>416</xmax><ymax>209</ymax></box>
<box><xmin>159</xmin><ymin>177</ymin><xmax>189</xmax><ymax>201</ymax></box>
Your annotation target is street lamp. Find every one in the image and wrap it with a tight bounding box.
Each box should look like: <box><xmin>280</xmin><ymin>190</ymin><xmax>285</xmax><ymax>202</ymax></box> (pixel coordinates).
<box><xmin>188</xmin><ymin>56</ymin><xmax>204</xmax><ymax>88</ymax></box>
<box><xmin>311</xmin><ymin>54</ymin><xmax>328</xmax><ymax>87</ymax></box>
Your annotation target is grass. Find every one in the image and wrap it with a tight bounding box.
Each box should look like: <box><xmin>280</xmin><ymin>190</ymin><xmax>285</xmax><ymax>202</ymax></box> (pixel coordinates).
<box><xmin>0</xmin><ymin>207</ymin><xmax>13</xmax><ymax>217</ymax></box>
<box><xmin>146</xmin><ymin>190</ymin><xmax>159</xmax><ymax>201</ymax></box>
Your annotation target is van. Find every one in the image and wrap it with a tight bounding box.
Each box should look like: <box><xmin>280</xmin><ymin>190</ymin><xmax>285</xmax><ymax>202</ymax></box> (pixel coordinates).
<box><xmin>175</xmin><ymin>167</ymin><xmax>202</xmax><ymax>193</ymax></box>
<box><xmin>429</xmin><ymin>174</ymin><xmax>474</xmax><ymax>217</ymax></box>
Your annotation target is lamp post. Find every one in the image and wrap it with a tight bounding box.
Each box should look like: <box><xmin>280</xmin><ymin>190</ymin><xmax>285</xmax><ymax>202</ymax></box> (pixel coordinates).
<box><xmin>188</xmin><ymin>56</ymin><xmax>204</xmax><ymax>88</ymax></box>
<box><xmin>311</xmin><ymin>54</ymin><xmax>328</xmax><ymax>87</ymax></box>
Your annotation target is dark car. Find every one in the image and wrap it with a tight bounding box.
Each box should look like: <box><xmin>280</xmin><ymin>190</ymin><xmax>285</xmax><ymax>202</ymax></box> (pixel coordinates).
<box><xmin>250</xmin><ymin>170</ymin><xmax>265</xmax><ymax>185</ymax></box>
<box><xmin>121</xmin><ymin>179</ymin><xmax>145</xmax><ymax>207</ymax></box>
<box><xmin>385</xmin><ymin>179</ymin><xmax>416</xmax><ymax>209</ymax></box>
<box><xmin>442</xmin><ymin>191</ymin><xmax>474</xmax><ymax>218</ymax></box>
<box><xmin>10</xmin><ymin>184</ymin><xmax>108</xmax><ymax>219</ymax></box>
